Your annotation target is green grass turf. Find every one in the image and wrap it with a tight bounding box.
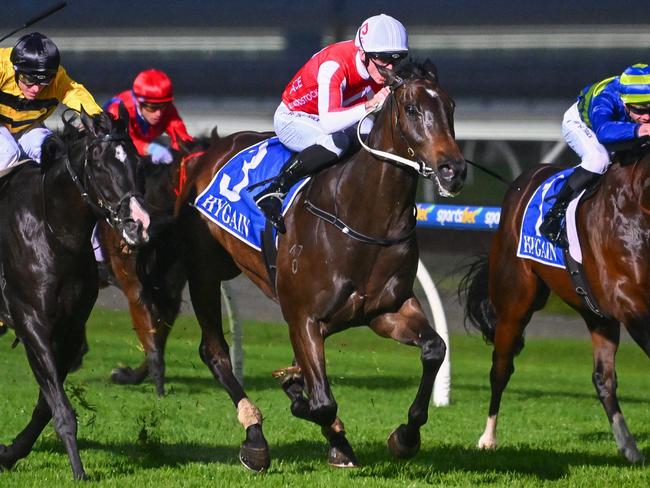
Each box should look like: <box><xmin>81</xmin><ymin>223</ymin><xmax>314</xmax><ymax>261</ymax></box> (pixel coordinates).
<box><xmin>0</xmin><ymin>307</ymin><xmax>648</xmax><ymax>487</ymax></box>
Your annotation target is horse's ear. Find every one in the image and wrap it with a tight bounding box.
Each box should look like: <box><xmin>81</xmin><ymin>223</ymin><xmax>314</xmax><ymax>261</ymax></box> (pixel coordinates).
<box><xmin>423</xmin><ymin>59</ymin><xmax>438</xmax><ymax>82</ymax></box>
<box><xmin>117</xmin><ymin>101</ymin><xmax>130</xmax><ymax>127</ymax></box>
<box><xmin>79</xmin><ymin>105</ymin><xmax>97</xmax><ymax>137</ymax></box>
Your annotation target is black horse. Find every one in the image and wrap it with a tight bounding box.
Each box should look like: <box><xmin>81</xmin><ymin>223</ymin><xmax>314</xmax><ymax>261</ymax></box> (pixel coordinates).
<box><xmin>0</xmin><ymin>109</ymin><xmax>150</xmax><ymax>480</ymax></box>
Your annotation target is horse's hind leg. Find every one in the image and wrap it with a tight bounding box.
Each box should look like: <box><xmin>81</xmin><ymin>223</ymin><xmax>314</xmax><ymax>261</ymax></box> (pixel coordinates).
<box><xmin>478</xmin><ymin>269</ymin><xmax>544</xmax><ymax>450</ymax></box>
<box><xmin>369</xmin><ymin>297</ymin><xmax>447</xmax><ymax>459</ymax></box>
<box><xmin>0</xmin><ymin>392</ymin><xmax>51</xmax><ymax>470</ymax></box>
<box><xmin>185</xmin><ymin>240</ymin><xmax>269</xmax><ymax>471</ymax></box>
<box><xmin>593</xmin><ymin>315</ymin><xmax>646</xmax><ymax>463</ymax></box>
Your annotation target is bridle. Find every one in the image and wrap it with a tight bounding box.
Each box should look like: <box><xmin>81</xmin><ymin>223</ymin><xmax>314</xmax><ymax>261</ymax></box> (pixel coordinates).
<box><xmin>64</xmin><ymin>131</ymin><xmax>140</xmax><ymax>229</ymax></box>
<box><xmin>303</xmin><ymin>76</ymin><xmax>443</xmax><ymax>247</ymax></box>
<box><xmin>356</xmin><ymin>76</ymin><xmax>437</xmax><ymax>179</ymax></box>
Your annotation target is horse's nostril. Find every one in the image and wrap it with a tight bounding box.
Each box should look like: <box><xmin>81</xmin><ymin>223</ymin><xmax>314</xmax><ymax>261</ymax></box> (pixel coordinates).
<box><xmin>439</xmin><ymin>164</ymin><xmax>455</xmax><ymax>181</ymax></box>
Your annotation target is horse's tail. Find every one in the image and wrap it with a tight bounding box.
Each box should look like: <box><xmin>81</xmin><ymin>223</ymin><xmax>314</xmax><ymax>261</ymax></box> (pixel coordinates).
<box><xmin>458</xmin><ymin>255</ymin><xmax>498</xmax><ymax>343</ymax></box>
<box><xmin>458</xmin><ymin>255</ymin><xmax>525</xmax><ymax>355</ymax></box>
<box><xmin>135</xmin><ymin>224</ymin><xmax>186</xmax><ymax>326</ymax></box>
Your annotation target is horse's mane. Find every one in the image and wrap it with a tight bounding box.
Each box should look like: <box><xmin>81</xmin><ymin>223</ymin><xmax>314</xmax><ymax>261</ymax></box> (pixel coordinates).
<box><xmin>393</xmin><ymin>59</ymin><xmax>438</xmax><ymax>83</ymax></box>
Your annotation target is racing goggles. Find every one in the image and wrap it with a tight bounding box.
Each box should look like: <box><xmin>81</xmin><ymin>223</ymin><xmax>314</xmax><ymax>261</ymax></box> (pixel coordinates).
<box><xmin>140</xmin><ymin>101</ymin><xmax>170</xmax><ymax>112</ymax></box>
<box><xmin>368</xmin><ymin>51</ymin><xmax>408</xmax><ymax>65</ymax></box>
<box><xmin>18</xmin><ymin>72</ymin><xmax>54</xmax><ymax>87</ymax></box>
<box><xmin>627</xmin><ymin>103</ymin><xmax>650</xmax><ymax>116</ymax></box>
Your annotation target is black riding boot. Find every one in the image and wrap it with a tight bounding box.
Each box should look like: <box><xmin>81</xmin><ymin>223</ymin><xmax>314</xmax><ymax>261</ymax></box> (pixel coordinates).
<box><xmin>254</xmin><ymin>145</ymin><xmax>338</xmax><ymax>234</ymax></box>
<box><xmin>539</xmin><ymin>166</ymin><xmax>599</xmax><ymax>248</ymax></box>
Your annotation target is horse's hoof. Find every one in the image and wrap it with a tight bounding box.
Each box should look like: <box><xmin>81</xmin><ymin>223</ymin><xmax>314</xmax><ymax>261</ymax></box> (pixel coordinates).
<box><xmin>477</xmin><ymin>434</ymin><xmax>497</xmax><ymax>450</ymax></box>
<box><xmin>328</xmin><ymin>445</ymin><xmax>358</xmax><ymax>468</ymax></box>
<box><xmin>0</xmin><ymin>444</ymin><xmax>17</xmax><ymax>470</ymax></box>
<box><xmin>621</xmin><ymin>446</ymin><xmax>645</xmax><ymax>465</ymax></box>
<box><xmin>239</xmin><ymin>441</ymin><xmax>270</xmax><ymax>472</ymax></box>
<box><xmin>111</xmin><ymin>366</ymin><xmax>144</xmax><ymax>385</ymax></box>
<box><xmin>387</xmin><ymin>424</ymin><xmax>421</xmax><ymax>459</ymax></box>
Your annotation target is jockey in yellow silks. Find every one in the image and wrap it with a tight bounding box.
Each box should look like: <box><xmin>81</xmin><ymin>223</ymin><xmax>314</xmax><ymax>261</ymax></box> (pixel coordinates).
<box><xmin>0</xmin><ymin>32</ymin><xmax>102</xmax><ymax>177</ymax></box>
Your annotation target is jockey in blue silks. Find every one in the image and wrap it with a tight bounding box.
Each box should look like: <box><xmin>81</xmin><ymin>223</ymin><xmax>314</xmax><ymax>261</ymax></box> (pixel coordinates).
<box><xmin>540</xmin><ymin>63</ymin><xmax>650</xmax><ymax>247</ymax></box>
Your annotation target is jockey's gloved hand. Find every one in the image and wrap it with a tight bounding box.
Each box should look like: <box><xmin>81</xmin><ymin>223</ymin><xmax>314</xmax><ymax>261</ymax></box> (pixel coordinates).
<box><xmin>147</xmin><ymin>142</ymin><xmax>173</xmax><ymax>164</ymax></box>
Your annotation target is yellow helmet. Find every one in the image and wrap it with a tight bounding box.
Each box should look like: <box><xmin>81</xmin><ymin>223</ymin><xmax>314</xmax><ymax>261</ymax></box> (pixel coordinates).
<box><xmin>619</xmin><ymin>63</ymin><xmax>650</xmax><ymax>105</ymax></box>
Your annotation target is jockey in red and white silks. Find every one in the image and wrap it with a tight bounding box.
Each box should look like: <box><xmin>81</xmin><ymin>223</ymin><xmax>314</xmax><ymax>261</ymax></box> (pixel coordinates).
<box><xmin>276</xmin><ymin>39</ymin><xmax>384</xmax><ymax>154</ymax></box>
<box><xmin>255</xmin><ymin>13</ymin><xmax>409</xmax><ymax>234</ymax></box>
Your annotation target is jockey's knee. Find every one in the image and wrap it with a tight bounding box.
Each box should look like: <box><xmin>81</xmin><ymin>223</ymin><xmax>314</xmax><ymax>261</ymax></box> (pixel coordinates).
<box><xmin>0</xmin><ymin>127</ymin><xmax>21</xmax><ymax>172</ymax></box>
<box><xmin>317</xmin><ymin>132</ymin><xmax>349</xmax><ymax>157</ymax></box>
<box><xmin>17</xmin><ymin>127</ymin><xmax>53</xmax><ymax>164</ymax></box>
<box><xmin>580</xmin><ymin>150</ymin><xmax>609</xmax><ymax>174</ymax></box>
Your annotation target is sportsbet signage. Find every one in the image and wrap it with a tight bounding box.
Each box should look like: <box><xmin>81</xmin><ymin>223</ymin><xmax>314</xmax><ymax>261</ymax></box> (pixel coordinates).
<box><xmin>416</xmin><ymin>204</ymin><xmax>501</xmax><ymax>230</ymax></box>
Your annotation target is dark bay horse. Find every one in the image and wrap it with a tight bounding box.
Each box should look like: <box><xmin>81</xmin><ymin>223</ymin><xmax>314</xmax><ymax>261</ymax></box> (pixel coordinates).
<box><xmin>0</xmin><ymin>110</ymin><xmax>150</xmax><ymax>480</ymax></box>
<box><xmin>461</xmin><ymin>152</ymin><xmax>650</xmax><ymax>464</ymax></box>
<box><xmin>172</xmin><ymin>61</ymin><xmax>466</xmax><ymax>471</ymax></box>
<box><xmin>97</xmin><ymin>137</ymin><xmax>210</xmax><ymax>396</ymax></box>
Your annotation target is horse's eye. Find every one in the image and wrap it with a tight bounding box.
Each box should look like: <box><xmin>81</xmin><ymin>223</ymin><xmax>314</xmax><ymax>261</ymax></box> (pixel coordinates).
<box><xmin>405</xmin><ymin>105</ymin><xmax>419</xmax><ymax>117</ymax></box>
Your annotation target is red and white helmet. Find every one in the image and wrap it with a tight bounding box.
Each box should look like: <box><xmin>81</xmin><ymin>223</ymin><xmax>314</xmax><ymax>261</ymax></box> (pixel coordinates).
<box><xmin>132</xmin><ymin>69</ymin><xmax>174</xmax><ymax>103</ymax></box>
<box><xmin>355</xmin><ymin>14</ymin><xmax>408</xmax><ymax>59</ymax></box>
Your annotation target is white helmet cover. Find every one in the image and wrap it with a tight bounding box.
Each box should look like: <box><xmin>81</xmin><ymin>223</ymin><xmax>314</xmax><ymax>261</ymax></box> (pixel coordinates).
<box><xmin>354</xmin><ymin>14</ymin><xmax>408</xmax><ymax>55</ymax></box>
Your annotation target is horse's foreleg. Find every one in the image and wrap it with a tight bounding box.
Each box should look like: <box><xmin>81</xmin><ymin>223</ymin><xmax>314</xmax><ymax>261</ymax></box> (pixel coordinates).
<box><xmin>287</xmin><ymin>317</ymin><xmax>358</xmax><ymax>467</ymax></box>
<box><xmin>273</xmin><ymin>363</ymin><xmax>353</xmax><ymax>467</ymax></box>
<box><xmin>594</xmin><ymin>317</ymin><xmax>644</xmax><ymax>463</ymax></box>
<box><xmin>19</xmin><ymin>327</ymin><xmax>86</xmax><ymax>480</ymax></box>
<box><xmin>370</xmin><ymin>297</ymin><xmax>444</xmax><ymax>459</ymax></box>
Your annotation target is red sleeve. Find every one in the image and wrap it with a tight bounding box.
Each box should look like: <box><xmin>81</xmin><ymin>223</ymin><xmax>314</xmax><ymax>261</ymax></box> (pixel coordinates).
<box><xmin>165</xmin><ymin>105</ymin><xmax>194</xmax><ymax>150</ymax></box>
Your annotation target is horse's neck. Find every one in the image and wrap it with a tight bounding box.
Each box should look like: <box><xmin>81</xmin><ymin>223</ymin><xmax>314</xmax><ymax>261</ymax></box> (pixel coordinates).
<box><xmin>314</xmin><ymin>148</ymin><xmax>418</xmax><ymax>230</ymax></box>
<box><xmin>47</xmin><ymin>146</ymin><xmax>96</xmax><ymax>240</ymax></box>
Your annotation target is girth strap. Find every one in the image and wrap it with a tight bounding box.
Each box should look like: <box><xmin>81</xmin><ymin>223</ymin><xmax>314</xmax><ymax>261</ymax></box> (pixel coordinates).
<box><xmin>562</xmin><ymin>246</ymin><xmax>610</xmax><ymax>319</ymax></box>
<box><xmin>303</xmin><ymin>199</ymin><xmax>414</xmax><ymax>246</ymax></box>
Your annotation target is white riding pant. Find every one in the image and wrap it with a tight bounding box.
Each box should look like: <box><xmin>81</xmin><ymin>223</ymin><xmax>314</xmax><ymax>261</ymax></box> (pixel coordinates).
<box><xmin>562</xmin><ymin>102</ymin><xmax>610</xmax><ymax>174</ymax></box>
<box><xmin>0</xmin><ymin>125</ymin><xmax>52</xmax><ymax>177</ymax></box>
<box><xmin>273</xmin><ymin>102</ymin><xmax>373</xmax><ymax>156</ymax></box>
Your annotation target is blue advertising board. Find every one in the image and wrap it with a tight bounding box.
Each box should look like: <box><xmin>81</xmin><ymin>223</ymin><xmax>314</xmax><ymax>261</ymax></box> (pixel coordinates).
<box><xmin>416</xmin><ymin>204</ymin><xmax>501</xmax><ymax>231</ymax></box>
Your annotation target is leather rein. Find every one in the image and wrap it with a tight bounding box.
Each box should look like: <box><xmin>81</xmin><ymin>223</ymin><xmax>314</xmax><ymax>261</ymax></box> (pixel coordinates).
<box><xmin>303</xmin><ymin>76</ymin><xmax>434</xmax><ymax>246</ymax></box>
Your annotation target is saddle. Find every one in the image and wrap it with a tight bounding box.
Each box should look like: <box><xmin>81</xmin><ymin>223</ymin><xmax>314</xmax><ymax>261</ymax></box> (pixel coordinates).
<box><xmin>561</xmin><ymin>180</ymin><xmax>609</xmax><ymax>318</ymax></box>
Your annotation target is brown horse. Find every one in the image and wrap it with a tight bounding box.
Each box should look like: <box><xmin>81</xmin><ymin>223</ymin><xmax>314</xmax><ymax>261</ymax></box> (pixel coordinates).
<box><xmin>461</xmin><ymin>151</ymin><xmax>650</xmax><ymax>464</ymax></box>
<box><xmin>169</xmin><ymin>60</ymin><xmax>466</xmax><ymax>471</ymax></box>
<box><xmin>97</xmin><ymin>139</ymin><xmax>210</xmax><ymax>395</ymax></box>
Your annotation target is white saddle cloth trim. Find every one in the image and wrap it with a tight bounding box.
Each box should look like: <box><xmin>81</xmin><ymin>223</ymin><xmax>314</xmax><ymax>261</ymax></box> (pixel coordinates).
<box><xmin>565</xmin><ymin>189</ymin><xmax>585</xmax><ymax>264</ymax></box>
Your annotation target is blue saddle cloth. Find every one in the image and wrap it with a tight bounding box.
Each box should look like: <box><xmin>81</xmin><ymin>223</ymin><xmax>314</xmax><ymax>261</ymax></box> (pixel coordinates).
<box><xmin>516</xmin><ymin>167</ymin><xmax>576</xmax><ymax>269</ymax></box>
<box><xmin>194</xmin><ymin>136</ymin><xmax>309</xmax><ymax>250</ymax></box>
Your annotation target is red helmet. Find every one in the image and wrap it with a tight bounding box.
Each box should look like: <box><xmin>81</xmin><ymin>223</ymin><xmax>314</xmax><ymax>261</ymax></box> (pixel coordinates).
<box><xmin>132</xmin><ymin>69</ymin><xmax>173</xmax><ymax>103</ymax></box>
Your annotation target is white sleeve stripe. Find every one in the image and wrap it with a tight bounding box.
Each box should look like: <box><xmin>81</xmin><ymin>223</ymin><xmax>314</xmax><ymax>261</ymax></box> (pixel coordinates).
<box><xmin>316</xmin><ymin>60</ymin><xmax>366</xmax><ymax>134</ymax></box>
<box><xmin>317</xmin><ymin>60</ymin><xmax>342</xmax><ymax>117</ymax></box>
